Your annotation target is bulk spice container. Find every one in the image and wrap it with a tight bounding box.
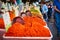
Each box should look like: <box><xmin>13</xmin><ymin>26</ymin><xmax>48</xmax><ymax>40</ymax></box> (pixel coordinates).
<box><xmin>3</xmin><ymin>25</ymin><xmax>53</xmax><ymax>40</ymax></box>
<box><xmin>3</xmin><ymin>16</ymin><xmax>53</xmax><ymax>40</ymax></box>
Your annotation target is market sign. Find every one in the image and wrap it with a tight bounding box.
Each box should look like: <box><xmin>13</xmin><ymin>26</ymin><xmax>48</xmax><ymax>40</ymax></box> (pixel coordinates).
<box><xmin>2</xmin><ymin>11</ymin><xmax>11</xmax><ymax>31</ymax></box>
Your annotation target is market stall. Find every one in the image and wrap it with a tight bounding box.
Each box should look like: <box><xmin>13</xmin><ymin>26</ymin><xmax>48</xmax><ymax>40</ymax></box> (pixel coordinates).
<box><xmin>0</xmin><ymin>0</ymin><xmax>53</xmax><ymax>40</ymax></box>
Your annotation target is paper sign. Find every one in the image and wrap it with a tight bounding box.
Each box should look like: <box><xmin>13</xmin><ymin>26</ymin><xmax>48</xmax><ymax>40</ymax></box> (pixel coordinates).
<box><xmin>2</xmin><ymin>12</ymin><xmax>11</xmax><ymax>31</ymax></box>
<box><xmin>15</xmin><ymin>8</ymin><xmax>19</xmax><ymax>17</ymax></box>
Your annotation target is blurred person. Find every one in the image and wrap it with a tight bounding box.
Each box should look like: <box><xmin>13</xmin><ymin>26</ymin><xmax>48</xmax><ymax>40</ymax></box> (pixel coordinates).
<box><xmin>39</xmin><ymin>2</ymin><xmax>42</xmax><ymax>12</ymax></box>
<box><xmin>48</xmin><ymin>1</ymin><xmax>53</xmax><ymax>21</ymax></box>
<box><xmin>41</xmin><ymin>0</ymin><xmax>48</xmax><ymax>22</ymax></box>
<box><xmin>54</xmin><ymin>0</ymin><xmax>60</xmax><ymax>37</ymax></box>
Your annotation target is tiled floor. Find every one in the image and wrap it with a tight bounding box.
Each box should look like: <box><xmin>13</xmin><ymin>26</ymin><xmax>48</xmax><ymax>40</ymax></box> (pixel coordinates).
<box><xmin>47</xmin><ymin>19</ymin><xmax>60</xmax><ymax>40</ymax></box>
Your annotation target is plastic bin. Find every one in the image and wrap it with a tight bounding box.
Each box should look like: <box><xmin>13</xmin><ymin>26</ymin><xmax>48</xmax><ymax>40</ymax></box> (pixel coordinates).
<box><xmin>3</xmin><ymin>26</ymin><xmax>53</xmax><ymax>40</ymax></box>
<box><xmin>3</xmin><ymin>34</ymin><xmax>53</xmax><ymax>40</ymax></box>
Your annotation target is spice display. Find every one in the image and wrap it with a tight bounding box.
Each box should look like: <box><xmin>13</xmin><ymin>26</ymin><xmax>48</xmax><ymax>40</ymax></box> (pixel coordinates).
<box><xmin>0</xmin><ymin>18</ymin><xmax>5</xmax><ymax>29</ymax></box>
<box><xmin>5</xmin><ymin>16</ymin><xmax>50</xmax><ymax>37</ymax></box>
<box><xmin>5</xmin><ymin>22</ymin><xmax>25</xmax><ymax>37</ymax></box>
<box><xmin>9</xmin><ymin>10</ymin><xmax>15</xmax><ymax>21</ymax></box>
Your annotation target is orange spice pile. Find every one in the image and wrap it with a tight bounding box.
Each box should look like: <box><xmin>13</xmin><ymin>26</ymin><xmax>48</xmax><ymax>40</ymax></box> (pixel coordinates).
<box><xmin>0</xmin><ymin>18</ymin><xmax>5</xmax><ymax>29</ymax></box>
<box><xmin>9</xmin><ymin>10</ymin><xmax>15</xmax><ymax>21</ymax></box>
<box><xmin>5</xmin><ymin>16</ymin><xmax>50</xmax><ymax>37</ymax></box>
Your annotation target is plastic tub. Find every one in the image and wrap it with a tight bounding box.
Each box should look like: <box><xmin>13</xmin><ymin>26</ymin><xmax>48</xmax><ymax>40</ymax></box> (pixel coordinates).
<box><xmin>3</xmin><ymin>34</ymin><xmax>53</xmax><ymax>40</ymax></box>
<box><xmin>3</xmin><ymin>27</ymin><xmax>53</xmax><ymax>40</ymax></box>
